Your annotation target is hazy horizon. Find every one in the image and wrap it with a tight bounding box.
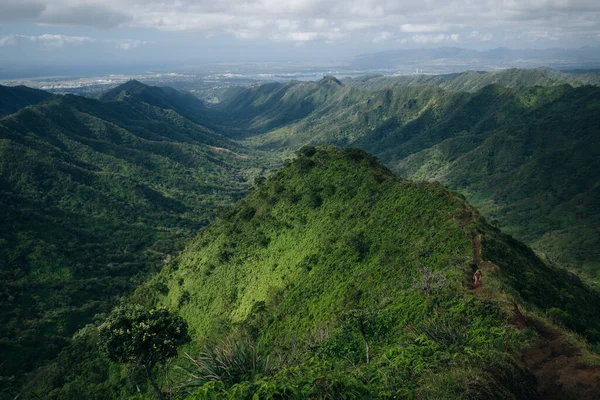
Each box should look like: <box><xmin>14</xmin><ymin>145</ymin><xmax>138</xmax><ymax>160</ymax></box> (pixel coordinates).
<box><xmin>2</xmin><ymin>0</ymin><xmax>600</xmax><ymax>78</ymax></box>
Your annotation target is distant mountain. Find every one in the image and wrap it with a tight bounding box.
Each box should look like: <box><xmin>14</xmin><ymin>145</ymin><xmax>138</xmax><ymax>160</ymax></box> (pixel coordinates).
<box><xmin>0</xmin><ymin>88</ymin><xmax>257</xmax><ymax>383</ymax></box>
<box><xmin>31</xmin><ymin>147</ymin><xmax>600</xmax><ymax>399</ymax></box>
<box><xmin>100</xmin><ymin>80</ymin><xmax>211</xmax><ymax>125</ymax></box>
<box><xmin>212</xmin><ymin>75</ymin><xmax>600</xmax><ymax>275</ymax></box>
<box><xmin>212</xmin><ymin>78</ymin><xmax>345</xmax><ymax>135</ymax></box>
<box><xmin>344</xmin><ymin>68</ymin><xmax>600</xmax><ymax>92</ymax></box>
<box><xmin>351</xmin><ymin>46</ymin><xmax>600</xmax><ymax>71</ymax></box>
<box><xmin>0</xmin><ymin>85</ymin><xmax>53</xmax><ymax>117</ymax></box>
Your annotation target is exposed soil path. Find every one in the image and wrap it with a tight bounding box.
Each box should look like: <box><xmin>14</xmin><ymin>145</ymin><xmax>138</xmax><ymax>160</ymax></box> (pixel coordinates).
<box><xmin>470</xmin><ymin>233</ymin><xmax>499</xmax><ymax>293</ymax></box>
<box><xmin>470</xmin><ymin>232</ymin><xmax>600</xmax><ymax>399</ymax></box>
<box><xmin>521</xmin><ymin>320</ymin><xmax>600</xmax><ymax>400</ymax></box>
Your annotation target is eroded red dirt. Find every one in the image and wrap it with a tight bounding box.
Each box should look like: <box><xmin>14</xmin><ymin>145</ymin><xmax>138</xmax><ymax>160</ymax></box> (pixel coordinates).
<box><xmin>521</xmin><ymin>321</ymin><xmax>600</xmax><ymax>400</ymax></box>
<box><xmin>470</xmin><ymin>232</ymin><xmax>600</xmax><ymax>399</ymax></box>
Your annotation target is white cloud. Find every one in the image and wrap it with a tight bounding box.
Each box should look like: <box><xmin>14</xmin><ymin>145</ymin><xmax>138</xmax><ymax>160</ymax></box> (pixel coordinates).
<box><xmin>1</xmin><ymin>0</ymin><xmax>600</xmax><ymax>44</ymax></box>
<box><xmin>522</xmin><ymin>30</ymin><xmax>563</xmax><ymax>41</ymax></box>
<box><xmin>372</xmin><ymin>31</ymin><xmax>396</xmax><ymax>43</ymax></box>
<box><xmin>412</xmin><ymin>33</ymin><xmax>460</xmax><ymax>44</ymax></box>
<box><xmin>272</xmin><ymin>29</ymin><xmax>346</xmax><ymax>42</ymax></box>
<box><xmin>468</xmin><ymin>30</ymin><xmax>494</xmax><ymax>41</ymax></box>
<box><xmin>400</xmin><ymin>24</ymin><xmax>449</xmax><ymax>33</ymax></box>
<box><xmin>111</xmin><ymin>39</ymin><xmax>149</xmax><ymax>50</ymax></box>
<box><xmin>34</xmin><ymin>34</ymin><xmax>95</xmax><ymax>47</ymax></box>
<box><xmin>0</xmin><ymin>34</ymin><xmax>94</xmax><ymax>48</ymax></box>
<box><xmin>0</xmin><ymin>36</ymin><xmax>19</xmax><ymax>47</ymax></box>
<box><xmin>0</xmin><ymin>34</ymin><xmax>151</xmax><ymax>50</ymax></box>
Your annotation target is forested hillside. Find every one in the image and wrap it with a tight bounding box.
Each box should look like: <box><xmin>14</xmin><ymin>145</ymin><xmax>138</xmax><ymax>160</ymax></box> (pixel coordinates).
<box><xmin>26</xmin><ymin>147</ymin><xmax>600</xmax><ymax>399</ymax></box>
<box><xmin>0</xmin><ymin>85</ymin><xmax>52</xmax><ymax>117</ymax></box>
<box><xmin>214</xmin><ymin>76</ymin><xmax>600</xmax><ymax>276</ymax></box>
<box><xmin>99</xmin><ymin>80</ymin><xmax>213</xmax><ymax>125</ymax></box>
<box><xmin>0</xmin><ymin>86</ymin><xmax>266</xmax><ymax>387</ymax></box>
<box><xmin>2</xmin><ymin>69</ymin><xmax>600</xmax><ymax>398</ymax></box>
<box><xmin>344</xmin><ymin>68</ymin><xmax>600</xmax><ymax>92</ymax></box>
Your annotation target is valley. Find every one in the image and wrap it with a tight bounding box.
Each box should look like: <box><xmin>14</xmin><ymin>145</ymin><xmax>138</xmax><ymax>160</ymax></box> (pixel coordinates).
<box><xmin>1</xmin><ymin>68</ymin><xmax>600</xmax><ymax>399</ymax></box>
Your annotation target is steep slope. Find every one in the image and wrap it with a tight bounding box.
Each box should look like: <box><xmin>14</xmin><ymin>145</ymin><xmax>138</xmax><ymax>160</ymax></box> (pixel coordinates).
<box><xmin>345</xmin><ymin>68</ymin><xmax>600</xmax><ymax>92</ymax></box>
<box><xmin>167</xmin><ymin>148</ymin><xmax>600</xmax><ymax>399</ymax></box>
<box><xmin>100</xmin><ymin>80</ymin><xmax>211</xmax><ymax>125</ymax></box>
<box><xmin>213</xmin><ymin>77</ymin><xmax>346</xmax><ymax>136</ymax></box>
<box><xmin>0</xmin><ymin>92</ymin><xmax>258</xmax><ymax>384</ymax></box>
<box><xmin>390</xmin><ymin>84</ymin><xmax>600</xmax><ymax>276</ymax></box>
<box><xmin>29</xmin><ymin>147</ymin><xmax>600</xmax><ymax>399</ymax></box>
<box><xmin>0</xmin><ymin>85</ymin><xmax>53</xmax><ymax>117</ymax></box>
<box><xmin>216</xmin><ymin>80</ymin><xmax>600</xmax><ymax>275</ymax></box>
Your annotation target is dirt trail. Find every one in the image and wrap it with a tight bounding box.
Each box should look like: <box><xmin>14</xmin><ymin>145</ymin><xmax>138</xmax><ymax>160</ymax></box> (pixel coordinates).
<box><xmin>470</xmin><ymin>233</ymin><xmax>499</xmax><ymax>294</ymax></box>
<box><xmin>470</xmin><ymin>233</ymin><xmax>600</xmax><ymax>399</ymax></box>
<box><xmin>521</xmin><ymin>320</ymin><xmax>600</xmax><ymax>400</ymax></box>
<box><xmin>472</xmin><ymin>233</ymin><xmax>499</xmax><ymax>272</ymax></box>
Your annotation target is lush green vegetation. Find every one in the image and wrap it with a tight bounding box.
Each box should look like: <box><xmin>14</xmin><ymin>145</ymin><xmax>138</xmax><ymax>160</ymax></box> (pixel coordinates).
<box><xmin>24</xmin><ymin>147</ymin><xmax>600</xmax><ymax>399</ymax></box>
<box><xmin>99</xmin><ymin>80</ymin><xmax>213</xmax><ymax>126</ymax></box>
<box><xmin>99</xmin><ymin>305</ymin><xmax>190</xmax><ymax>399</ymax></box>
<box><xmin>213</xmin><ymin>77</ymin><xmax>600</xmax><ymax>276</ymax></box>
<box><xmin>0</xmin><ymin>85</ymin><xmax>52</xmax><ymax>117</ymax></box>
<box><xmin>0</xmin><ymin>86</ymin><xmax>273</xmax><ymax>391</ymax></box>
<box><xmin>344</xmin><ymin>68</ymin><xmax>600</xmax><ymax>92</ymax></box>
<box><xmin>2</xmin><ymin>69</ymin><xmax>600</xmax><ymax>398</ymax></box>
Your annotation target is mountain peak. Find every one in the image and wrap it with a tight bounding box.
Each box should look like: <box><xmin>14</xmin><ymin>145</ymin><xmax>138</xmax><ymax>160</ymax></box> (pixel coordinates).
<box><xmin>100</xmin><ymin>80</ymin><xmax>149</xmax><ymax>101</ymax></box>
<box><xmin>139</xmin><ymin>144</ymin><xmax>600</xmax><ymax>398</ymax></box>
<box><xmin>319</xmin><ymin>75</ymin><xmax>343</xmax><ymax>86</ymax></box>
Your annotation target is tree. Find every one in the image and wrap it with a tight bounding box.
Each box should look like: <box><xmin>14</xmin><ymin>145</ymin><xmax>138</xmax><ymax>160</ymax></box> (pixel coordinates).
<box><xmin>98</xmin><ymin>305</ymin><xmax>190</xmax><ymax>400</ymax></box>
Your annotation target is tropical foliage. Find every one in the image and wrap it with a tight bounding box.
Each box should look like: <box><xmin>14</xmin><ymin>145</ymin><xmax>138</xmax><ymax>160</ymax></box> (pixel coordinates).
<box><xmin>2</xmin><ymin>70</ymin><xmax>600</xmax><ymax>399</ymax></box>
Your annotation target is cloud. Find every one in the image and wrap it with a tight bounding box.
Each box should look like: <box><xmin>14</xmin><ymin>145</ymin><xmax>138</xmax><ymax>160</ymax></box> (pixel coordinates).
<box><xmin>39</xmin><ymin>3</ymin><xmax>132</xmax><ymax>28</ymax></box>
<box><xmin>0</xmin><ymin>34</ymin><xmax>148</xmax><ymax>50</ymax></box>
<box><xmin>0</xmin><ymin>34</ymin><xmax>94</xmax><ymax>48</ymax></box>
<box><xmin>35</xmin><ymin>34</ymin><xmax>94</xmax><ymax>47</ymax></box>
<box><xmin>1</xmin><ymin>0</ymin><xmax>600</xmax><ymax>45</ymax></box>
<box><xmin>521</xmin><ymin>30</ymin><xmax>563</xmax><ymax>41</ymax></box>
<box><xmin>0</xmin><ymin>36</ymin><xmax>19</xmax><ymax>47</ymax></box>
<box><xmin>400</xmin><ymin>24</ymin><xmax>449</xmax><ymax>33</ymax></box>
<box><xmin>0</xmin><ymin>0</ymin><xmax>45</xmax><ymax>23</ymax></box>
<box><xmin>271</xmin><ymin>30</ymin><xmax>346</xmax><ymax>43</ymax></box>
<box><xmin>372</xmin><ymin>31</ymin><xmax>396</xmax><ymax>43</ymax></box>
<box><xmin>412</xmin><ymin>33</ymin><xmax>460</xmax><ymax>44</ymax></box>
<box><xmin>110</xmin><ymin>39</ymin><xmax>150</xmax><ymax>50</ymax></box>
<box><xmin>468</xmin><ymin>31</ymin><xmax>494</xmax><ymax>41</ymax></box>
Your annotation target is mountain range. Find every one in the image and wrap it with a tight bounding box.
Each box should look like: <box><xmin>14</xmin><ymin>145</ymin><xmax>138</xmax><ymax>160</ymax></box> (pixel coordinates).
<box><xmin>0</xmin><ymin>85</ymin><xmax>264</xmax><ymax>386</ymax></box>
<box><xmin>212</xmin><ymin>72</ymin><xmax>600</xmax><ymax>276</ymax></box>
<box><xmin>1</xmin><ymin>68</ymin><xmax>600</xmax><ymax>399</ymax></box>
<box><xmin>27</xmin><ymin>147</ymin><xmax>600</xmax><ymax>399</ymax></box>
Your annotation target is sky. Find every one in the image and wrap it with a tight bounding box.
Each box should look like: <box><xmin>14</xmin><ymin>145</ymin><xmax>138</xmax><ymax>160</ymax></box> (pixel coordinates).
<box><xmin>1</xmin><ymin>0</ymin><xmax>600</xmax><ymax>76</ymax></box>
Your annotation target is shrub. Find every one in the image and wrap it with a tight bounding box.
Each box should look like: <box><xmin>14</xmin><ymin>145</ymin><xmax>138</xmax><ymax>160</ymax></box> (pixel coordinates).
<box><xmin>180</xmin><ymin>336</ymin><xmax>271</xmax><ymax>393</ymax></box>
<box><xmin>412</xmin><ymin>318</ymin><xmax>470</xmax><ymax>348</ymax></box>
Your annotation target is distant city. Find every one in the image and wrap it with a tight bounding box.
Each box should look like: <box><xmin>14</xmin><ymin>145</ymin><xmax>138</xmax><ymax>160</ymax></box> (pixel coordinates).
<box><xmin>3</xmin><ymin>46</ymin><xmax>600</xmax><ymax>102</ymax></box>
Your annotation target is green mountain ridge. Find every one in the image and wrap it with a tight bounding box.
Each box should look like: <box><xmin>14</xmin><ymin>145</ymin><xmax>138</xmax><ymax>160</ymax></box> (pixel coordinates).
<box><xmin>100</xmin><ymin>80</ymin><xmax>213</xmax><ymax>126</ymax></box>
<box><xmin>0</xmin><ymin>87</ymin><xmax>264</xmax><ymax>384</ymax></box>
<box><xmin>213</xmin><ymin>79</ymin><xmax>600</xmax><ymax>275</ymax></box>
<box><xmin>0</xmin><ymin>85</ymin><xmax>53</xmax><ymax>117</ymax></box>
<box><xmin>27</xmin><ymin>147</ymin><xmax>600</xmax><ymax>399</ymax></box>
<box><xmin>344</xmin><ymin>68</ymin><xmax>600</xmax><ymax>92</ymax></box>
<box><xmin>1</xmin><ymin>70</ymin><xmax>600</xmax><ymax>398</ymax></box>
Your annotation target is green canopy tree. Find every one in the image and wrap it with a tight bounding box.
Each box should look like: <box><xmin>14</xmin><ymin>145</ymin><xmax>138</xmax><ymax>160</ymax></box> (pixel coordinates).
<box><xmin>98</xmin><ymin>305</ymin><xmax>190</xmax><ymax>400</ymax></box>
